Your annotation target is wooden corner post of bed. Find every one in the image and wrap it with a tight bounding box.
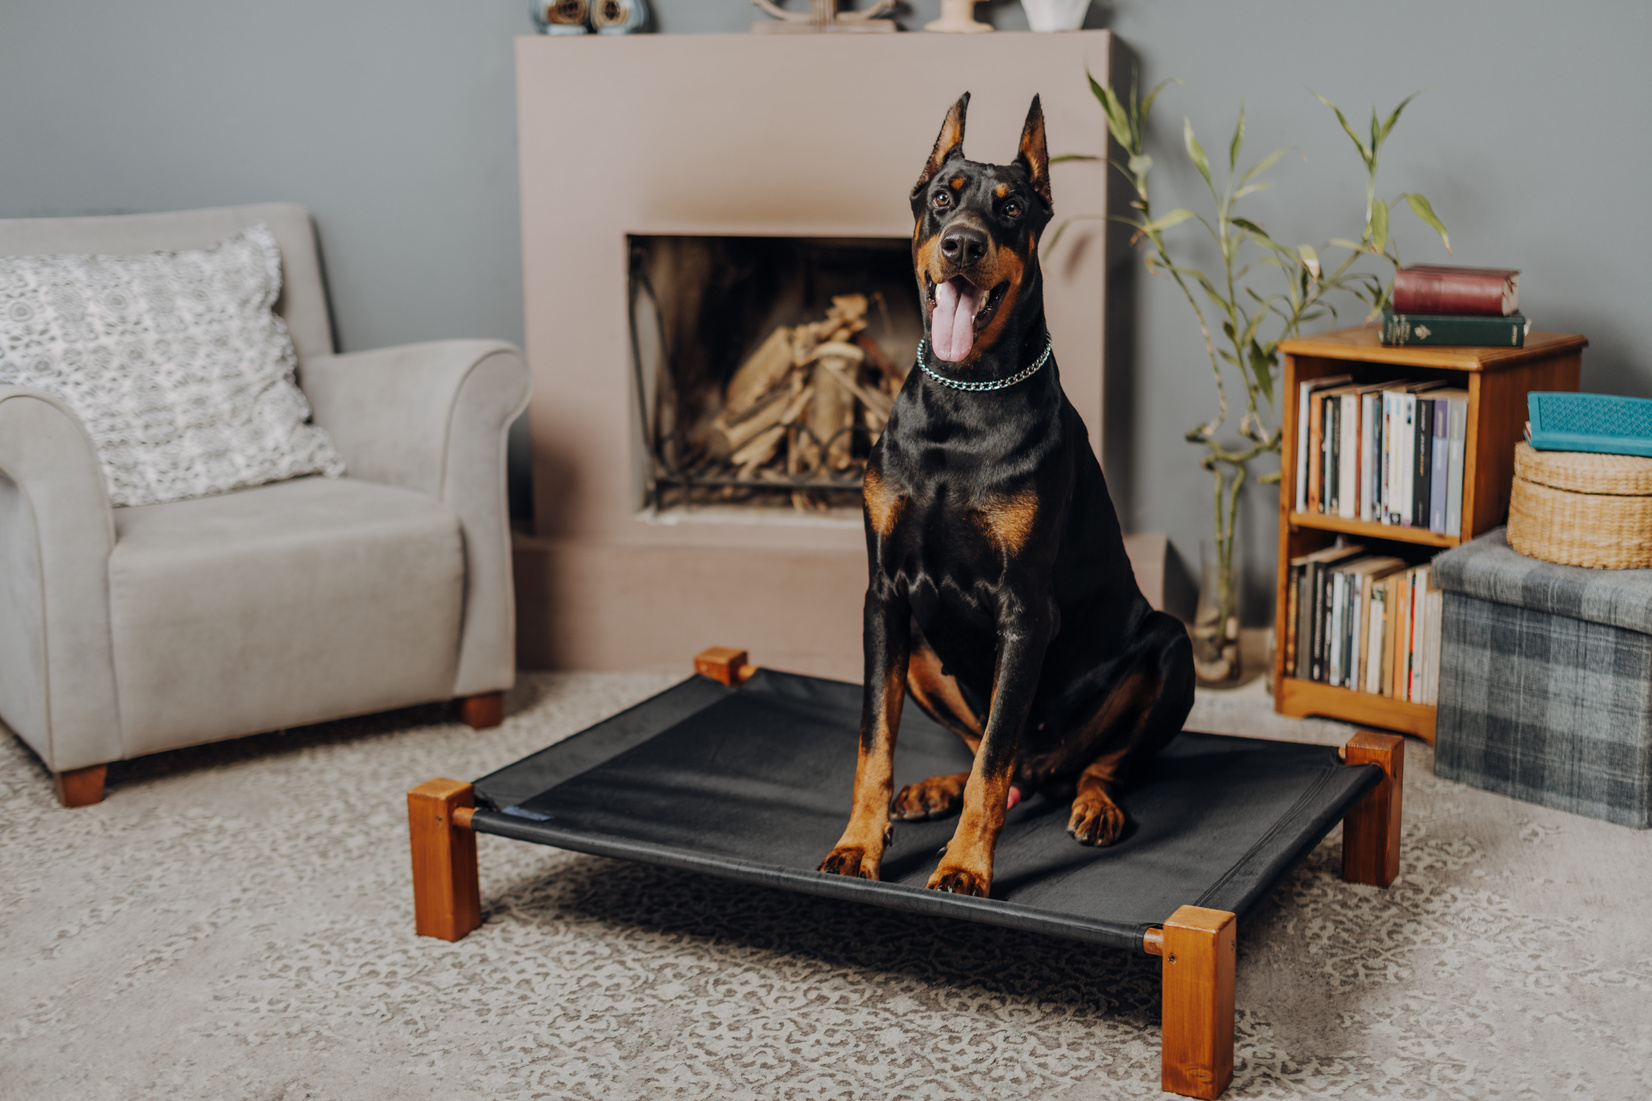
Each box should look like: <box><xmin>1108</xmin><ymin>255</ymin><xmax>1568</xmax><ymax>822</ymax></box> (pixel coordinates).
<box><xmin>1340</xmin><ymin>731</ymin><xmax>1405</xmax><ymax>888</ymax></box>
<box><xmin>694</xmin><ymin>646</ymin><xmax>757</xmax><ymax>686</ymax></box>
<box><xmin>1143</xmin><ymin>905</ymin><xmax>1237</xmax><ymax>1099</ymax></box>
<box><xmin>407</xmin><ymin>778</ymin><xmax>482</xmax><ymax>941</ymax></box>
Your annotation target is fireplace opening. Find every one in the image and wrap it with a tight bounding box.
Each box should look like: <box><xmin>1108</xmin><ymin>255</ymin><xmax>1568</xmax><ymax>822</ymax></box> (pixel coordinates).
<box><xmin>628</xmin><ymin>235</ymin><xmax>923</xmax><ymax>517</ymax></box>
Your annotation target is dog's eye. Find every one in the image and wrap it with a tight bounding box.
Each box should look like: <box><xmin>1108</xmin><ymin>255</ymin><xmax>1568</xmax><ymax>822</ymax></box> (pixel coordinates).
<box><xmin>933</xmin><ymin>191</ymin><xmax>952</xmax><ymax>210</ymax></box>
<box><xmin>1003</xmin><ymin>200</ymin><xmax>1022</xmax><ymax>219</ymax></box>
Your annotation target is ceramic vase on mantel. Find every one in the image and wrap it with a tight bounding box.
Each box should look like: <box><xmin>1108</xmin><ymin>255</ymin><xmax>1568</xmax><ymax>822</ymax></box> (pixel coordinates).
<box><xmin>1020</xmin><ymin>0</ymin><xmax>1091</xmax><ymax>31</ymax></box>
<box><xmin>927</xmin><ymin>0</ymin><xmax>992</xmax><ymax>33</ymax></box>
<box><xmin>1192</xmin><ymin>540</ymin><xmax>1241</xmax><ymax>685</ymax></box>
<box><xmin>531</xmin><ymin>0</ymin><xmax>590</xmax><ymax>34</ymax></box>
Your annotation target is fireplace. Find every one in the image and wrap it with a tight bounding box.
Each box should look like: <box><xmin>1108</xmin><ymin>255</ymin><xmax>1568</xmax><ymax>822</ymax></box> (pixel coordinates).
<box><xmin>513</xmin><ymin>31</ymin><xmax>1126</xmax><ymax>676</ymax></box>
<box><xmin>629</xmin><ymin>234</ymin><xmax>923</xmax><ymax>517</ymax></box>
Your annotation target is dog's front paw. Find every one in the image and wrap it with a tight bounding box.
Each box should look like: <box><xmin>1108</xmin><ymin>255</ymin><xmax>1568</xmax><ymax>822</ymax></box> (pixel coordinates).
<box><xmin>891</xmin><ymin>771</ymin><xmax>969</xmax><ymax>821</ymax></box>
<box><xmin>1067</xmin><ymin>789</ymin><xmax>1125</xmax><ymax>846</ymax></box>
<box><xmin>818</xmin><ymin>845</ymin><xmax>879</xmax><ymax>880</ymax></box>
<box><xmin>927</xmin><ymin>863</ymin><xmax>990</xmax><ymax>897</ymax></box>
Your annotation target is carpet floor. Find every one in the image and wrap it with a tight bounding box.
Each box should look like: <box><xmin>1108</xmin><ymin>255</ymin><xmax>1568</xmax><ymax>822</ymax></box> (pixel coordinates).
<box><xmin>3</xmin><ymin>672</ymin><xmax>1649</xmax><ymax>1100</ymax></box>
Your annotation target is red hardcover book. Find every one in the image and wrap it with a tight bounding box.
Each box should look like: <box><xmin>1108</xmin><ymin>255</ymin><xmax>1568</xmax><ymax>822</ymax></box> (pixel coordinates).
<box><xmin>1391</xmin><ymin>265</ymin><xmax>1520</xmax><ymax>316</ymax></box>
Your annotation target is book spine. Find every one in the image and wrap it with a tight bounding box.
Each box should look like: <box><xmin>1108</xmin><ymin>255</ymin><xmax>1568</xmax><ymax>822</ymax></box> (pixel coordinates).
<box><xmin>1350</xmin><ymin>574</ymin><xmax>1365</xmax><ymax>689</ymax></box>
<box><xmin>1360</xmin><ymin>394</ymin><xmax>1377</xmax><ymax>522</ymax></box>
<box><xmin>1408</xmin><ymin>568</ymin><xmax>1425</xmax><ymax>702</ymax></box>
<box><xmin>1413</xmin><ymin>397</ymin><xmax>1433</xmax><ymax>528</ymax></box>
<box><xmin>1339</xmin><ymin>394</ymin><xmax>1358</xmax><ymax>520</ymax></box>
<box><xmin>1399</xmin><ymin>395</ymin><xmax>1415</xmax><ymax>526</ymax></box>
<box><xmin>1284</xmin><ymin>563</ymin><xmax>1299</xmax><ymax>676</ymax></box>
<box><xmin>1365</xmin><ymin>586</ymin><xmax>1385</xmax><ymax>694</ymax></box>
<box><xmin>1446</xmin><ymin>401</ymin><xmax>1467</xmax><ymax>537</ymax></box>
<box><xmin>1382</xmin><ymin>310</ymin><xmax>1527</xmax><ymax>348</ymax></box>
<box><xmin>1381</xmin><ymin>394</ymin><xmax>1394</xmax><ymax>524</ymax></box>
<box><xmin>1430</xmin><ymin>403</ymin><xmax>1449</xmax><ymax>532</ymax></box>
<box><xmin>1394</xmin><ymin>570</ymin><xmax>1413</xmax><ymax>702</ymax></box>
<box><xmin>1379</xmin><ymin>576</ymin><xmax>1396</xmax><ymax>696</ymax></box>
<box><xmin>1297</xmin><ymin>565</ymin><xmax>1313</xmax><ymax>680</ymax></box>
<box><xmin>1295</xmin><ymin>381</ymin><xmax>1313</xmax><ymax>513</ymax></box>
<box><xmin>1391</xmin><ymin>269</ymin><xmax>1512</xmax><ymax>316</ymax></box>
<box><xmin>1308</xmin><ymin>394</ymin><xmax>1324</xmax><ymax>514</ymax></box>
<box><xmin>1309</xmin><ymin>562</ymin><xmax>1325</xmax><ymax>681</ymax></box>
<box><xmin>1327</xmin><ymin>397</ymin><xmax>1340</xmax><ymax>514</ymax></box>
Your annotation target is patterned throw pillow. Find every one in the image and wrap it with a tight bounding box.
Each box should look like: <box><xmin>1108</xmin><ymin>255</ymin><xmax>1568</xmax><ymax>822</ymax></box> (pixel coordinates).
<box><xmin>0</xmin><ymin>224</ymin><xmax>345</xmax><ymax>507</ymax></box>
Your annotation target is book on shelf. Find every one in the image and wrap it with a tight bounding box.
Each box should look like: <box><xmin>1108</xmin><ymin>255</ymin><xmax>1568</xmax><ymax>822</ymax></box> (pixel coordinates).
<box><xmin>1381</xmin><ymin>308</ymin><xmax>1530</xmax><ymax>348</ymax></box>
<box><xmin>1286</xmin><ymin>550</ymin><xmax>1441</xmax><ymax>703</ymax></box>
<box><xmin>1391</xmin><ymin>264</ymin><xmax>1520</xmax><ymax>316</ymax></box>
<box><xmin>1297</xmin><ymin>377</ymin><xmax>1464</xmax><ymax>536</ymax></box>
<box><xmin>1295</xmin><ymin>374</ymin><xmax>1351</xmax><ymax>512</ymax></box>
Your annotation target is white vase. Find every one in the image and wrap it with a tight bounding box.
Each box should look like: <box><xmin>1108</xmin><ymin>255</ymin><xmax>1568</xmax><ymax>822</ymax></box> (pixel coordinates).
<box><xmin>1020</xmin><ymin>0</ymin><xmax>1090</xmax><ymax>32</ymax></box>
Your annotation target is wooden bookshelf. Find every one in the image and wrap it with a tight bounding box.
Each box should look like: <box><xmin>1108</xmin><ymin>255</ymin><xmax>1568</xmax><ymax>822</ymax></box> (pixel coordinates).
<box><xmin>1273</xmin><ymin>325</ymin><xmax>1587</xmax><ymax>743</ymax></box>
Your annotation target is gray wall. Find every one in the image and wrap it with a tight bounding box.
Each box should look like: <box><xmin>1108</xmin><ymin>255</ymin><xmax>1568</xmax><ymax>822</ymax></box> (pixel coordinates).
<box><xmin>4</xmin><ymin>2</ymin><xmax>1648</xmax><ymax>619</ymax></box>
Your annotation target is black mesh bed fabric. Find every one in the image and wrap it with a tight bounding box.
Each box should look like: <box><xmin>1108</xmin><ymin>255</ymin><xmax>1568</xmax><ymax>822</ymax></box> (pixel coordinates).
<box><xmin>472</xmin><ymin>669</ymin><xmax>1380</xmax><ymax>954</ymax></box>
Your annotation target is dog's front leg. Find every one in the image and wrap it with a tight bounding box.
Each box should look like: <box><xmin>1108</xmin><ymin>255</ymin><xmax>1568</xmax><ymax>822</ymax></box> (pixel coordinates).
<box><xmin>819</xmin><ymin>583</ymin><xmax>911</xmax><ymax>881</ymax></box>
<box><xmin>929</xmin><ymin>605</ymin><xmax>1050</xmax><ymax>897</ymax></box>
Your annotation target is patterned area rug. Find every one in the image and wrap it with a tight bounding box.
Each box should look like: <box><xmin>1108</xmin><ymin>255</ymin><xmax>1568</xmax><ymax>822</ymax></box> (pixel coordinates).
<box><xmin>3</xmin><ymin>673</ymin><xmax>1649</xmax><ymax>1099</ymax></box>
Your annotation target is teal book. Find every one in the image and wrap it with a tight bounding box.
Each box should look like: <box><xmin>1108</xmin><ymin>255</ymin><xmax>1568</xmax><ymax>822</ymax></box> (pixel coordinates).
<box><xmin>1380</xmin><ymin>309</ymin><xmax>1529</xmax><ymax>348</ymax></box>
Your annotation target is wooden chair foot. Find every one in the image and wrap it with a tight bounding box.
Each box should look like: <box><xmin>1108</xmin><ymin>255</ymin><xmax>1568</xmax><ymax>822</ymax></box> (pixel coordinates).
<box><xmin>456</xmin><ymin>692</ymin><xmax>504</xmax><ymax>729</ymax></box>
<box><xmin>1146</xmin><ymin>906</ymin><xmax>1236</xmax><ymax>1099</ymax></box>
<box><xmin>408</xmin><ymin>778</ymin><xmax>482</xmax><ymax>941</ymax></box>
<box><xmin>1341</xmin><ymin>731</ymin><xmax>1405</xmax><ymax>887</ymax></box>
<box><xmin>53</xmin><ymin>764</ymin><xmax>107</xmax><ymax>808</ymax></box>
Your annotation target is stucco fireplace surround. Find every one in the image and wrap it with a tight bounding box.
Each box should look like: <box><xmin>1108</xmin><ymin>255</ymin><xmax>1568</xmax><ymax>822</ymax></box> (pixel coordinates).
<box><xmin>512</xmin><ymin>30</ymin><xmax>1153</xmax><ymax>677</ymax></box>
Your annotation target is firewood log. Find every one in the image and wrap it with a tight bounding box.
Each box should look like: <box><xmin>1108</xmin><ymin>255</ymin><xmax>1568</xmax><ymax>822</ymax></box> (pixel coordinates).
<box><xmin>703</xmin><ymin>384</ymin><xmax>789</xmax><ymax>459</ymax></box>
<box><xmin>813</xmin><ymin>351</ymin><xmax>859</xmax><ymax>470</ymax></box>
<box><xmin>724</xmin><ymin>326</ymin><xmax>794</xmax><ymax>417</ymax></box>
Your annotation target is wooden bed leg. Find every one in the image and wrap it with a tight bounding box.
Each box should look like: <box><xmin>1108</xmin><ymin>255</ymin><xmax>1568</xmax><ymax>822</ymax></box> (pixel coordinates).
<box><xmin>1145</xmin><ymin>906</ymin><xmax>1236</xmax><ymax>1100</ymax></box>
<box><xmin>456</xmin><ymin>692</ymin><xmax>505</xmax><ymax>729</ymax></box>
<box><xmin>1341</xmin><ymin>731</ymin><xmax>1404</xmax><ymax>888</ymax></box>
<box><xmin>407</xmin><ymin>778</ymin><xmax>482</xmax><ymax>941</ymax></box>
<box><xmin>53</xmin><ymin>764</ymin><xmax>107</xmax><ymax>808</ymax></box>
<box><xmin>694</xmin><ymin>646</ymin><xmax>757</xmax><ymax>686</ymax></box>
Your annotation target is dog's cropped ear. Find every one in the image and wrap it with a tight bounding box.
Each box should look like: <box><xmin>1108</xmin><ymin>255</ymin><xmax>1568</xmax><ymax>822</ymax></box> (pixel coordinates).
<box><xmin>1015</xmin><ymin>94</ymin><xmax>1052</xmax><ymax>211</ymax></box>
<box><xmin>913</xmin><ymin>92</ymin><xmax>970</xmax><ymax>199</ymax></box>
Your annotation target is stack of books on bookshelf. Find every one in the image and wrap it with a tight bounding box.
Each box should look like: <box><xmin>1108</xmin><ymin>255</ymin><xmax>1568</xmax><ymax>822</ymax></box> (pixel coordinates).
<box><xmin>1293</xmin><ymin>376</ymin><xmax>1469</xmax><ymax>535</ymax></box>
<box><xmin>1380</xmin><ymin>264</ymin><xmax>1530</xmax><ymax>348</ymax></box>
<box><xmin>1283</xmin><ymin>545</ymin><xmax>1443</xmax><ymax>703</ymax></box>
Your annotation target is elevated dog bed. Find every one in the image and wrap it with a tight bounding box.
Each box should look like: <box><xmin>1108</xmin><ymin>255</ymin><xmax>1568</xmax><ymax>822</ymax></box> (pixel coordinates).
<box><xmin>407</xmin><ymin>649</ymin><xmax>1404</xmax><ymax>1100</ymax></box>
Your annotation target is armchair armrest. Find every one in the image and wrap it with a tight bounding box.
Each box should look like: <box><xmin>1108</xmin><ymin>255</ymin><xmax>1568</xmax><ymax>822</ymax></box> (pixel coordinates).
<box><xmin>301</xmin><ymin>340</ymin><xmax>532</xmax><ymax>697</ymax></box>
<box><xmin>0</xmin><ymin>386</ymin><xmax>123</xmax><ymax>771</ymax></box>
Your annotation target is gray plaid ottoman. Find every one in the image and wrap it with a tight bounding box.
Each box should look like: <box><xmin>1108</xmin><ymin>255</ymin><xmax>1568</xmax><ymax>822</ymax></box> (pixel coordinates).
<box><xmin>1433</xmin><ymin>528</ymin><xmax>1652</xmax><ymax>827</ymax></box>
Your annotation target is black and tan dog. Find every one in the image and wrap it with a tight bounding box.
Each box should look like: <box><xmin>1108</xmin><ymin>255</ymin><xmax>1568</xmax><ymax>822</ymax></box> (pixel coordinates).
<box><xmin>818</xmin><ymin>93</ymin><xmax>1195</xmax><ymax>897</ymax></box>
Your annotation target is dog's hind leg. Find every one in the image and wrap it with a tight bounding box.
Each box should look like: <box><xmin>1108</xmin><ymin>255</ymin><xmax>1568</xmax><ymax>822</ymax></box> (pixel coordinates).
<box><xmin>892</xmin><ymin>635</ymin><xmax>985</xmax><ymax>822</ymax></box>
<box><xmin>1065</xmin><ymin>614</ymin><xmax>1194</xmax><ymax>845</ymax></box>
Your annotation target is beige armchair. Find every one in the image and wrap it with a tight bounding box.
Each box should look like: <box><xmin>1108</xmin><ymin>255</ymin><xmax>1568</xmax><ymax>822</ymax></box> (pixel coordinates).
<box><xmin>0</xmin><ymin>204</ymin><xmax>531</xmax><ymax>806</ymax></box>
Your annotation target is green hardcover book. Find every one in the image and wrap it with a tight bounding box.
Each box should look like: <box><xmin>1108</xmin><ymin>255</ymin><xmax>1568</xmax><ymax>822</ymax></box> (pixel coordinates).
<box><xmin>1380</xmin><ymin>308</ymin><xmax>1530</xmax><ymax>347</ymax></box>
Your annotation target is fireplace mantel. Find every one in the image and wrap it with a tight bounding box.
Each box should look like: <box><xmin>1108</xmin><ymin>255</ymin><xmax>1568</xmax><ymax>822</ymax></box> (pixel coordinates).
<box><xmin>514</xmin><ymin>31</ymin><xmax>1122</xmax><ymax>674</ymax></box>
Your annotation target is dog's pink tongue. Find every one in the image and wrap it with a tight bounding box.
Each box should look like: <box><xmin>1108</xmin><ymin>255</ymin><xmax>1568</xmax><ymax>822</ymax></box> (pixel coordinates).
<box><xmin>931</xmin><ymin>278</ymin><xmax>978</xmax><ymax>362</ymax></box>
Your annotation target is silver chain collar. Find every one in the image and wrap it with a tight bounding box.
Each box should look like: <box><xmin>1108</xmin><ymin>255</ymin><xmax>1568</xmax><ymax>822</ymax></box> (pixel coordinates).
<box><xmin>917</xmin><ymin>336</ymin><xmax>1053</xmax><ymax>392</ymax></box>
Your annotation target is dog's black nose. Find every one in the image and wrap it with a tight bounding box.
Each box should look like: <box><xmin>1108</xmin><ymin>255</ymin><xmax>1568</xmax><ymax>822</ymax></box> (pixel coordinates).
<box><xmin>940</xmin><ymin>225</ymin><xmax>987</xmax><ymax>266</ymax></box>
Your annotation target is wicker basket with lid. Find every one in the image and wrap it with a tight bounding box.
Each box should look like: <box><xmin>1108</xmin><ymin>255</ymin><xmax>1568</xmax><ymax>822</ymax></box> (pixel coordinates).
<box><xmin>1508</xmin><ymin>442</ymin><xmax>1652</xmax><ymax>567</ymax></box>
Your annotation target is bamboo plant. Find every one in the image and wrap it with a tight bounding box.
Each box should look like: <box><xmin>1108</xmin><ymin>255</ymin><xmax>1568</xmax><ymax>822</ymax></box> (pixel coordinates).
<box><xmin>1052</xmin><ymin>78</ymin><xmax>1450</xmax><ymax>682</ymax></box>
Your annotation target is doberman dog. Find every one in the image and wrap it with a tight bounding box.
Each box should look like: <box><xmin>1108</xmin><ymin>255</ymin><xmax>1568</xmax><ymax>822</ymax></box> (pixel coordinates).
<box><xmin>817</xmin><ymin>93</ymin><xmax>1195</xmax><ymax>897</ymax></box>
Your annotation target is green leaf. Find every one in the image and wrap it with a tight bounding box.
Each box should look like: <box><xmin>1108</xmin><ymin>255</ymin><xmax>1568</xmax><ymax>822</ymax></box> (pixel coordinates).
<box><xmin>1329</xmin><ymin>237</ymin><xmax>1366</xmax><ymax>251</ymax></box>
<box><xmin>1183</xmin><ymin>116</ymin><xmax>1213</xmax><ymax>187</ymax></box>
<box><xmin>1233</xmin><ymin>181</ymin><xmax>1275</xmax><ymax>200</ymax></box>
<box><xmin>1048</xmin><ymin>153</ymin><xmax>1101</xmax><ymax>164</ymax></box>
<box><xmin>1089</xmin><ymin>71</ymin><xmax>1134</xmax><ymax>148</ymax></box>
<box><xmin>1236</xmin><ymin>146</ymin><xmax>1291</xmax><ymax>188</ymax></box>
<box><xmin>1144</xmin><ymin>208</ymin><xmax>1197</xmax><ymax>233</ymax></box>
<box><xmin>1378</xmin><ymin>91</ymin><xmax>1422</xmax><ymax>144</ymax></box>
<box><xmin>1128</xmin><ymin>153</ymin><xmax>1153</xmax><ymax>177</ymax></box>
<box><xmin>1370</xmin><ymin>197</ymin><xmax>1388</xmax><ymax>252</ymax></box>
<box><xmin>1249</xmin><ymin>341</ymin><xmax>1275</xmax><ymax>405</ymax></box>
<box><xmin>1297</xmin><ymin>243</ymin><xmax>1321</xmax><ymax>278</ymax></box>
<box><xmin>1403</xmin><ymin>191</ymin><xmax>1452</xmax><ymax>253</ymax></box>
<box><xmin>1141</xmin><ymin>77</ymin><xmax>1180</xmax><ymax>121</ymax></box>
<box><xmin>1229</xmin><ymin>104</ymin><xmax>1245</xmax><ymax>173</ymax></box>
<box><xmin>1312</xmin><ymin>91</ymin><xmax>1372</xmax><ymax>169</ymax></box>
